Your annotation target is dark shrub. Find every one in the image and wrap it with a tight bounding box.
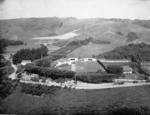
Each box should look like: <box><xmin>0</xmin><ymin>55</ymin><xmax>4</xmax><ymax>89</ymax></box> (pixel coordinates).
<box><xmin>107</xmin><ymin>65</ymin><xmax>123</xmax><ymax>74</ymax></box>
<box><xmin>98</xmin><ymin>43</ymin><xmax>150</xmax><ymax>62</ymax></box>
<box><xmin>0</xmin><ymin>79</ymin><xmax>18</xmax><ymax>99</ymax></box>
<box><xmin>0</xmin><ymin>60</ymin><xmax>11</xmax><ymax>68</ymax></box>
<box><xmin>129</xmin><ymin>62</ymin><xmax>140</xmax><ymax>73</ymax></box>
<box><xmin>16</xmin><ymin>64</ymin><xmax>24</xmax><ymax>73</ymax></box>
<box><xmin>13</xmin><ymin>44</ymin><xmax>48</xmax><ymax>64</ymax></box>
<box><xmin>126</xmin><ymin>32</ymin><xmax>139</xmax><ymax>42</ymax></box>
<box><xmin>75</xmin><ymin>73</ymin><xmax>118</xmax><ymax>83</ymax></box>
<box><xmin>20</xmin><ymin>83</ymin><xmax>60</xmax><ymax>96</ymax></box>
<box><xmin>0</xmin><ymin>66</ymin><xmax>15</xmax><ymax>77</ymax></box>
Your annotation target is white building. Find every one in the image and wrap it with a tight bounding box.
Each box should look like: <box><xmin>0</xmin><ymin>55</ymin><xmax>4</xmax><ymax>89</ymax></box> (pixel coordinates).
<box><xmin>83</xmin><ymin>58</ymin><xmax>97</xmax><ymax>62</ymax></box>
<box><xmin>21</xmin><ymin>60</ymin><xmax>31</xmax><ymax>66</ymax></box>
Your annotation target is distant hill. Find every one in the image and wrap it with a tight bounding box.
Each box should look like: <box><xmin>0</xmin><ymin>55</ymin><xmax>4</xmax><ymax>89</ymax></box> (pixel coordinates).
<box><xmin>1</xmin><ymin>17</ymin><xmax>150</xmax><ymax>57</ymax></box>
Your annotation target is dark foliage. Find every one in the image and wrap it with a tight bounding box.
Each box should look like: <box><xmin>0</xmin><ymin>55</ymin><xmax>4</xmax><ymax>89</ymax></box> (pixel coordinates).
<box><xmin>92</xmin><ymin>39</ymin><xmax>110</xmax><ymax>44</ymax></box>
<box><xmin>75</xmin><ymin>72</ymin><xmax>118</xmax><ymax>83</ymax></box>
<box><xmin>0</xmin><ymin>39</ymin><xmax>7</xmax><ymax>54</ymax></box>
<box><xmin>67</xmin><ymin>37</ymin><xmax>110</xmax><ymax>47</ymax></box>
<box><xmin>126</xmin><ymin>32</ymin><xmax>139</xmax><ymax>42</ymax></box>
<box><xmin>24</xmin><ymin>65</ymin><xmax>75</xmax><ymax>80</ymax></box>
<box><xmin>107</xmin><ymin>65</ymin><xmax>123</xmax><ymax>74</ymax></box>
<box><xmin>0</xmin><ymin>60</ymin><xmax>11</xmax><ymax>68</ymax></box>
<box><xmin>16</xmin><ymin>64</ymin><xmax>24</xmax><ymax>73</ymax></box>
<box><xmin>34</xmin><ymin>54</ymin><xmax>66</xmax><ymax>67</ymax></box>
<box><xmin>0</xmin><ymin>44</ymin><xmax>17</xmax><ymax>99</ymax></box>
<box><xmin>116</xmin><ymin>31</ymin><xmax>124</xmax><ymax>36</ymax></box>
<box><xmin>129</xmin><ymin>62</ymin><xmax>141</xmax><ymax>73</ymax></box>
<box><xmin>0</xmin><ymin>38</ymin><xmax>24</xmax><ymax>48</ymax></box>
<box><xmin>0</xmin><ymin>79</ymin><xmax>18</xmax><ymax>99</ymax></box>
<box><xmin>20</xmin><ymin>83</ymin><xmax>60</xmax><ymax>96</ymax></box>
<box><xmin>98</xmin><ymin>43</ymin><xmax>150</xmax><ymax>62</ymax></box>
<box><xmin>66</xmin><ymin>37</ymin><xmax>93</xmax><ymax>47</ymax></box>
<box><xmin>0</xmin><ymin>66</ymin><xmax>14</xmax><ymax>79</ymax></box>
<box><xmin>13</xmin><ymin>44</ymin><xmax>48</xmax><ymax>64</ymax></box>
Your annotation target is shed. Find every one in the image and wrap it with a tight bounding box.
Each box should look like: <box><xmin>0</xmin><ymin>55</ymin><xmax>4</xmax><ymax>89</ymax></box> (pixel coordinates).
<box><xmin>21</xmin><ymin>60</ymin><xmax>31</xmax><ymax>66</ymax></box>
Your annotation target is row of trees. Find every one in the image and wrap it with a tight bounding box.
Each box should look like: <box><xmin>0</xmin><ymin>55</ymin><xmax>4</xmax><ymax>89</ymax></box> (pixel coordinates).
<box><xmin>0</xmin><ymin>38</ymin><xmax>24</xmax><ymax>60</ymax></box>
<box><xmin>67</xmin><ymin>37</ymin><xmax>110</xmax><ymax>47</ymax></box>
<box><xmin>21</xmin><ymin>83</ymin><xmax>59</xmax><ymax>96</ymax></box>
<box><xmin>13</xmin><ymin>44</ymin><xmax>48</xmax><ymax>64</ymax></box>
<box><xmin>24</xmin><ymin>64</ymin><xmax>75</xmax><ymax>80</ymax></box>
<box><xmin>0</xmin><ymin>39</ymin><xmax>24</xmax><ymax>50</ymax></box>
<box><xmin>0</xmin><ymin>38</ymin><xmax>18</xmax><ymax>100</ymax></box>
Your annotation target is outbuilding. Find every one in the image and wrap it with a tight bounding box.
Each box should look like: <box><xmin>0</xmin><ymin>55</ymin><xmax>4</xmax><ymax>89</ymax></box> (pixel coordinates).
<box><xmin>21</xmin><ymin>60</ymin><xmax>32</xmax><ymax>66</ymax></box>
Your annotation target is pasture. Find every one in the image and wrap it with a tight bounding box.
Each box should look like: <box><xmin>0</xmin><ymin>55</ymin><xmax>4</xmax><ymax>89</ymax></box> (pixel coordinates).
<box><xmin>2</xmin><ymin>85</ymin><xmax>150</xmax><ymax>114</ymax></box>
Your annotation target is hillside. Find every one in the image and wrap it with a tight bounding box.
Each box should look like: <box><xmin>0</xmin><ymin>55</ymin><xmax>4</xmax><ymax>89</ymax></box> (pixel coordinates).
<box><xmin>1</xmin><ymin>17</ymin><xmax>150</xmax><ymax>57</ymax></box>
<box><xmin>97</xmin><ymin>43</ymin><xmax>150</xmax><ymax>62</ymax></box>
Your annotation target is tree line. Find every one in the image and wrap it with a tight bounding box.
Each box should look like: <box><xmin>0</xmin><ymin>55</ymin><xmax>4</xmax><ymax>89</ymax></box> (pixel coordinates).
<box><xmin>98</xmin><ymin>43</ymin><xmax>150</xmax><ymax>62</ymax></box>
<box><xmin>13</xmin><ymin>44</ymin><xmax>48</xmax><ymax>64</ymax></box>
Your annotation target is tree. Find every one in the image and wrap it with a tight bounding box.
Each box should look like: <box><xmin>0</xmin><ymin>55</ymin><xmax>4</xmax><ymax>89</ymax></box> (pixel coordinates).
<box><xmin>107</xmin><ymin>65</ymin><xmax>123</xmax><ymax>74</ymax></box>
<box><xmin>126</xmin><ymin>32</ymin><xmax>139</xmax><ymax>42</ymax></box>
<box><xmin>13</xmin><ymin>45</ymin><xmax>48</xmax><ymax>64</ymax></box>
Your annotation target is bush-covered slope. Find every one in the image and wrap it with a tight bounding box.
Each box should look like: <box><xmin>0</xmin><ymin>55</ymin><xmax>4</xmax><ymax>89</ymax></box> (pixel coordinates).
<box><xmin>97</xmin><ymin>43</ymin><xmax>150</xmax><ymax>62</ymax></box>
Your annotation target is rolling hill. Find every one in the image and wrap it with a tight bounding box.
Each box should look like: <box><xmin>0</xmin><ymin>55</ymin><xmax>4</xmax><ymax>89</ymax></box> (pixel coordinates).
<box><xmin>1</xmin><ymin>17</ymin><xmax>150</xmax><ymax>57</ymax></box>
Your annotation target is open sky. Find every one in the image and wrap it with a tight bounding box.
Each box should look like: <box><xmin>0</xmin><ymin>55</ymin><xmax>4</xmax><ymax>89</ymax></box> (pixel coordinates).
<box><xmin>0</xmin><ymin>0</ymin><xmax>150</xmax><ymax>20</ymax></box>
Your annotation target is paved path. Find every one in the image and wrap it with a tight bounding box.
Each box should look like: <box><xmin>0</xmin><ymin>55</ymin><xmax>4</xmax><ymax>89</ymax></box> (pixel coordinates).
<box><xmin>8</xmin><ymin>62</ymin><xmax>17</xmax><ymax>80</ymax></box>
<box><xmin>20</xmin><ymin>79</ymin><xmax>150</xmax><ymax>90</ymax></box>
<box><xmin>76</xmin><ymin>81</ymin><xmax>150</xmax><ymax>89</ymax></box>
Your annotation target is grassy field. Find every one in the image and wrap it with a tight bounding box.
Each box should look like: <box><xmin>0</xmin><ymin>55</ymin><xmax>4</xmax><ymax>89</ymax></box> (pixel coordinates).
<box><xmin>57</xmin><ymin>61</ymin><xmax>105</xmax><ymax>72</ymax></box>
<box><xmin>67</xmin><ymin>43</ymin><xmax>122</xmax><ymax>58</ymax></box>
<box><xmin>2</xmin><ymin>85</ymin><xmax>150</xmax><ymax>114</ymax></box>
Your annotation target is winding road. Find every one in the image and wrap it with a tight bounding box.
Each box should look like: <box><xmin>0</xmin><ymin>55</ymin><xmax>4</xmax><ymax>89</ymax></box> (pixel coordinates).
<box><xmin>8</xmin><ymin>60</ymin><xmax>17</xmax><ymax>80</ymax></box>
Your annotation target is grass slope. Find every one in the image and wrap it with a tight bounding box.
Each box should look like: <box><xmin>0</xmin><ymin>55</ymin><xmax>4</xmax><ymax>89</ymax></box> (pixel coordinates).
<box><xmin>2</xmin><ymin>85</ymin><xmax>150</xmax><ymax>114</ymax></box>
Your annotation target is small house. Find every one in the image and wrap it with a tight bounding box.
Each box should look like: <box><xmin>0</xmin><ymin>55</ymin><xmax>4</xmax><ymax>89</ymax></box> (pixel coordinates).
<box><xmin>21</xmin><ymin>60</ymin><xmax>31</xmax><ymax>66</ymax></box>
<box><xmin>83</xmin><ymin>58</ymin><xmax>97</xmax><ymax>62</ymax></box>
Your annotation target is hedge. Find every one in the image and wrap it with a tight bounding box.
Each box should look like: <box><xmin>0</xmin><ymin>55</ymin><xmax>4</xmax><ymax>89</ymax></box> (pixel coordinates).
<box><xmin>24</xmin><ymin>65</ymin><xmax>75</xmax><ymax>80</ymax></box>
<box><xmin>75</xmin><ymin>72</ymin><xmax>118</xmax><ymax>83</ymax></box>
